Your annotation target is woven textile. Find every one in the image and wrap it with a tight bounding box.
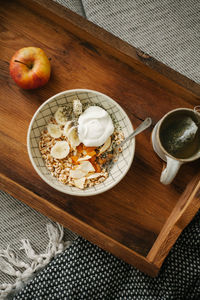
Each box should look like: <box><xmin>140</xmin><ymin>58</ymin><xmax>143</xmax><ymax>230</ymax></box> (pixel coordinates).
<box><xmin>14</xmin><ymin>211</ymin><xmax>200</xmax><ymax>299</ymax></box>
<box><xmin>0</xmin><ymin>191</ymin><xmax>77</xmax><ymax>287</ymax></box>
<box><xmin>82</xmin><ymin>0</ymin><xmax>200</xmax><ymax>83</ymax></box>
<box><xmin>53</xmin><ymin>0</ymin><xmax>85</xmax><ymax>17</ymax></box>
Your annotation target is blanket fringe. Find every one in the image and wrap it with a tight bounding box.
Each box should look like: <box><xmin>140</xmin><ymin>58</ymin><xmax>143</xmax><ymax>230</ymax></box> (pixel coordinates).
<box><xmin>0</xmin><ymin>223</ymin><xmax>72</xmax><ymax>299</ymax></box>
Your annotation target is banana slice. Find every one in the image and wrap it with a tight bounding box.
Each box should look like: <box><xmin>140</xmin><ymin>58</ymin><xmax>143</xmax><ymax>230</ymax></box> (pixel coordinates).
<box><xmin>50</xmin><ymin>141</ymin><xmax>70</xmax><ymax>159</ymax></box>
<box><xmin>68</xmin><ymin>126</ymin><xmax>80</xmax><ymax>149</ymax></box>
<box><xmin>54</xmin><ymin>107</ymin><xmax>68</xmax><ymax>125</ymax></box>
<box><xmin>47</xmin><ymin>124</ymin><xmax>62</xmax><ymax>138</ymax></box>
<box><xmin>63</xmin><ymin>121</ymin><xmax>74</xmax><ymax>137</ymax></box>
<box><xmin>73</xmin><ymin>99</ymin><xmax>82</xmax><ymax>116</ymax></box>
<box><xmin>97</xmin><ymin>136</ymin><xmax>111</xmax><ymax>156</ymax></box>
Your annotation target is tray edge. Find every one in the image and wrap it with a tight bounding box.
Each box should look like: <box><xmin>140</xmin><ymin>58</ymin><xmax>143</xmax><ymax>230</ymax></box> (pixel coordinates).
<box><xmin>21</xmin><ymin>0</ymin><xmax>200</xmax><ymax>100</ymax></box>
<box><xmin>147</xmin><ymin>172</ymin><xmax>200</xmax><ymax>267</ymax></box>
<box><xmin>0</xmin><ymin>173</ymin><xmax>160</xmax><ymax>277</ymax></box>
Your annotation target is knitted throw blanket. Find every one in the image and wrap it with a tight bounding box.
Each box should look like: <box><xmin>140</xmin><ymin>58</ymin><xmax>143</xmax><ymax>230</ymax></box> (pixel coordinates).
<box><xmin>13</xmin><ymin>211</ymin><xmax>200</xmax><ymax>299</ymax></box>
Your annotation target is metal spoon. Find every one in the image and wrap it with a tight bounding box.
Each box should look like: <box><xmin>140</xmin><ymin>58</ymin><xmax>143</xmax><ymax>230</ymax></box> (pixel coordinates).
<box><xmin>107</xmin><ymin>117</ymin><xmax>152</xmax><ymax>171</ymax></box>
<box><xmin>116</xmin><ymin>117</ymin><xmax>152</xmax><ymax>150</ymax></box>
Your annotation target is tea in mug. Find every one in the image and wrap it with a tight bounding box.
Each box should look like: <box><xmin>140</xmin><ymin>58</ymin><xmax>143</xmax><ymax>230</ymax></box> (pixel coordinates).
<box><xmin>159</xmin><ymin>111</ymin><xmax>200</xmax><ymax>159</ymax></box>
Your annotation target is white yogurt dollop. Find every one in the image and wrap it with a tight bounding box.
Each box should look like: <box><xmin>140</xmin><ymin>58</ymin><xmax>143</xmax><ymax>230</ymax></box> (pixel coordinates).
<box><xmin>78</xmin><ymin>106</ymin><xmax>114</xmax><ymax>147</ymax></box>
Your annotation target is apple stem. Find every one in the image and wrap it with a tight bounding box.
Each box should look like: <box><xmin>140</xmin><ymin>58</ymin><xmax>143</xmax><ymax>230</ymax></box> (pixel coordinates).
<box><xmin>14</xmin><ymin>60</ymin><xmax>32</xmax><ymax>69</ymax></box>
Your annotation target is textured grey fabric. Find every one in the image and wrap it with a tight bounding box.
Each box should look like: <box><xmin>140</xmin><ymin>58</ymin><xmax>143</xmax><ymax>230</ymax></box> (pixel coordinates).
<box><xmin>82</xmin><ymin>0</ymin><xmax>200</xmax><ymax>83</ymax></box>
<box><xmin>0</xmin><ymin>191</ymin><xmax>77</xmax><ymax>286</ymax></box>
<box><xmin>53</xmin><ymin>0</ymin><xmax>85</xmax><ymax>17</ymax></box>
<box><xmin>14</xmin><ymin>211</ymin><xmax>200</xmax><ymax>300</ymax></box>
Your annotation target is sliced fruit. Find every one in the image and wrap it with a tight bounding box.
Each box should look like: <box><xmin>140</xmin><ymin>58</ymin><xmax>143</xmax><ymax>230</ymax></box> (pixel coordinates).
<box><xmin>73</xmin><ymin>99</ymin><xmax>82</xmax><ymax>116</ymax></box>
<box><xmin>87</xmin><ymin>150</ymin><xmax>96</xmax><ymax>157</ymax></box>
<box><xmin>71</xmin><ymin>156</ymin><xmax>79</xmax><ymax>164</ymax></box>
<box><xmin>68</xmin><ymin>126</ymin><xmax>80</xmax><ymax>149</ymax></box>
<box><xmin>63</xmin><ymin>121</ymin><xmax>74</xmax><ymax>136</ymax></box>
<box><xmin>77</xmin><ymin>143</ymin><xmax>83</xmax><ymax>153</ymax></box>
<box><xmin>74</xmin><ymin>177</ymin><xmax>86</xmax><ymax>189</ymax></box>
<box><xmin>93</xmin><ymin>163</ymin><xmax>101</xmax><ymax>173</ymax></box>
<box><xmin>77</xmin><ymin>155</ymin><xmax>92</xmax><ymax>162</ymax></box>
<box><xmin>97</xmin><ymin>136</ymin><xmax>111</xmax><ymax>156</ymax></box>
<box><xmin>54</xmin><ymin>107</ymin><xmax>68</xmax><ymax>125</ymax></box>
<box><xmin>50</xmin><ymin>141</ymin><xmax>70</xmax><ymax>159</ymax></box>
<box><xmin>89</xmin><ymin>156</ymin><xmax>96</xmax><ymax>164</ymax></box>
<box><xmin>47</xmin><ymin>124</ymin><xmax>62</xmax><ymax>138</ymax></box>
<box><xmin>69</xmin><ymin>169</ymin><xmax>85</xmax><ymax>179</ymax></box>
<box><xmin>83</xmin><ymin>145</ymin><xmax>96</xmax><ymax>152</ymax></box>
<box><xmin>77</xmin><ymin>161</ymin><xmax>95</xmax><ymax>173</ymax></box>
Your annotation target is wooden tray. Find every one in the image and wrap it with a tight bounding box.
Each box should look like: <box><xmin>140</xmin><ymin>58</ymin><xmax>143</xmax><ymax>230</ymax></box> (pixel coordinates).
<box><xmin>1</xmin><ymin>0</ymin><xmax>200</xmax><ymax>277</ymax></box>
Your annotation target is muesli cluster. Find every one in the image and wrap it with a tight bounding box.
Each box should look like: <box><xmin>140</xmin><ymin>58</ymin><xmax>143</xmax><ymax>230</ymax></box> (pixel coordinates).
<box><xmin>39</xmin><ymin>99</ymin><xmax>124</xmax><ymax>189</ymax></box>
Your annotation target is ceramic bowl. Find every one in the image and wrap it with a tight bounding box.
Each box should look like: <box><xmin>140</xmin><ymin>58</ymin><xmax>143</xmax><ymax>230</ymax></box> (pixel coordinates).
<box><xmin>27</xmin><ymin>89</ymin><xmax>135</xmax><ymax>196</ymax></box>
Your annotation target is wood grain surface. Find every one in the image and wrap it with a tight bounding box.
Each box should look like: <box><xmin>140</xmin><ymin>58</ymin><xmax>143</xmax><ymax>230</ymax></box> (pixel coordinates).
<box><xmin>0</xmin><ymin>0</ymin><xmax>200</xmax><ymax>276</ymax></box>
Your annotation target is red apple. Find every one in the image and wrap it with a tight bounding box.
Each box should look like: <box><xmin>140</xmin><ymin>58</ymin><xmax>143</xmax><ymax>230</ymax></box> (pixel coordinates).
<box><xmin>9</xmin><ymin>47</ymin><xmax>51</xmax><ymax>89</ymax></box>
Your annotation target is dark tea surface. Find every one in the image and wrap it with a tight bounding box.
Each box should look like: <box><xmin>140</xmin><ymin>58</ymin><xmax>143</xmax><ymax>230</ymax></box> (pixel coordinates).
<box><xmin>160</xmin><ymin>113</ymin><xmax>200</xmax><ymax>159</ymax></box>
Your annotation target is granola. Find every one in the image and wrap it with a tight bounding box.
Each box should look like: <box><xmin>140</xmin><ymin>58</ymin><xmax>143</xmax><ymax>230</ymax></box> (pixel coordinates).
<box><xmin>39</xmin><ymin>100</ymin><xmax>124</xmax><ymax>189</ymax></box>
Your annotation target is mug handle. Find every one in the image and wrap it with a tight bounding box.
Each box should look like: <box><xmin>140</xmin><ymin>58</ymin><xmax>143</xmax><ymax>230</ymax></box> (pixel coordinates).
<box><xmin>160</xmin><ymin>156</ymin><xmax>182</xmax><ymax>185</ymax></box>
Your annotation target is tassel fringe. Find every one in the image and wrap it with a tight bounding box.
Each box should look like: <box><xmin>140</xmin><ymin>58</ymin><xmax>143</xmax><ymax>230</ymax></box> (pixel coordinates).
<box><xmin>0</xmin><ymin>223</ymin><xmax>72</xmax><ymax>299</ymax></box>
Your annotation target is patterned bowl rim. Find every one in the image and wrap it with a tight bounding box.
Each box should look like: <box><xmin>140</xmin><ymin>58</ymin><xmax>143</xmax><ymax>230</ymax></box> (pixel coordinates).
<box><xmin>27</xmin><ymin>89</ymin><xmax>135</xmax><ymax>196</ymax></box>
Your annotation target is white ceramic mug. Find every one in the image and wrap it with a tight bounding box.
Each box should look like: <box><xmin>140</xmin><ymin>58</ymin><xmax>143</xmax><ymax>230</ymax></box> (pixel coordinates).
<box><xmin>152</xmin><ymin>107</ymin><xmax>200</xmax><ymax>185</ymax></box>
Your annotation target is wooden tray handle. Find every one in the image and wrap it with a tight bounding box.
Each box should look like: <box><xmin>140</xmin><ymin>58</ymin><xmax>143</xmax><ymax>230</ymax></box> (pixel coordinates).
<box><xmin>147</xmin><ymin>172</ymin><xmax>200</xmax><ymax>268</ymax></box>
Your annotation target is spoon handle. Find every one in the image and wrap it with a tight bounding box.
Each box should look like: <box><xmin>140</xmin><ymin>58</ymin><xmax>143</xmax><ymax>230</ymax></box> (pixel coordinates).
<box><xmin>118</xmin><ymin>117</ymin><xmax>152</xmax><ymax>148</ymax></box>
